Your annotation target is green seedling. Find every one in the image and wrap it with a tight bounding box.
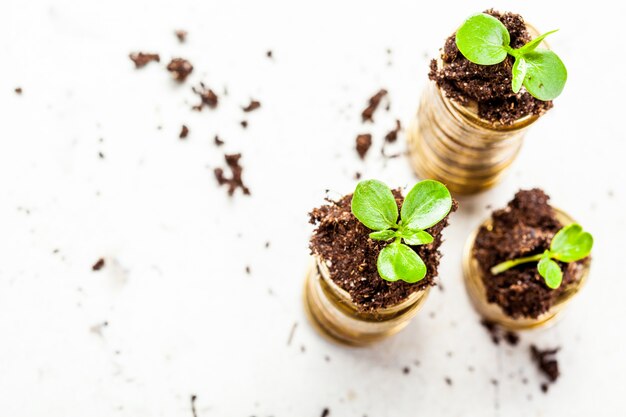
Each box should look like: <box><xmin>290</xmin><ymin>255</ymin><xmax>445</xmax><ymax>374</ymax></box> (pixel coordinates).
<box><xmin>351</xmin><ymin>179</ymin><xmax>452</xmax><ymax>283</ymax></box>
<box><xmin>455</xmin><ymin>13</ymin><xmax>567</xmax><ymax>101</ymax></box>
<box><xmin>490</xmin><ymin>223</ymin><xmax>593</xmax><ymax>289</ymax></box>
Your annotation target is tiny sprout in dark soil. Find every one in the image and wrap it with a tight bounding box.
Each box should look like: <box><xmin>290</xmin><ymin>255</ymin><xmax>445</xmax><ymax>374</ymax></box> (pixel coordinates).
<box><xmin>491</xmin><ymin>223</ymin><xmax>593</xmax><ymax>289</ymax></box>
<box><xmin>455</xmin><ymin>13</ymin><xmax>567</xmax><ymax>100</ymax></box>
<box><xmin>351</xmin><ymin>179</ymin><xmax>452</xmax><ymax>283</ymax></box>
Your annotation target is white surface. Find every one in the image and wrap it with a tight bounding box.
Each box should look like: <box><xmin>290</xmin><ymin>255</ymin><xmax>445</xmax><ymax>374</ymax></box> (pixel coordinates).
<box><xmin>1</xmin><ymin>1</ymin><xmax>625</xmax><ymax>416</ymax></box>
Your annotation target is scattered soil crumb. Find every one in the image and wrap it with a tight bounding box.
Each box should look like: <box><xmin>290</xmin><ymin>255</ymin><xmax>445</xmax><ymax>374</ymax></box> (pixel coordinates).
<box><xmin>179</xmin><ymin>125</ymin><xmax>189</xmax><ymax>139</ymax></box>
<box><xmin>287</xmin><ymin>322</ymin><xmax>298</xmax><ymax>346</ymax></box>
<box><xmin>355</xmin><ymin>134</ymin><xmax>372</xmax><ymax>159</ymax></box>
<box><xmin>264</xmin><ymin>241</ymin><xmax>271</xmax><ymax>248</ymax></box>
<box><xmin>190</xmin><ymin>394</ymin><xmax>198</xmax><ymax>417</ymax></box>
<box><xmin>92</xmin><ymin>258</ymin><xmax>105</xmax><ymax>271</ymax></box>
<box><xmin>321</xmin><ymin>408</ymin><xmax>330</xmax><ymax>417</ymax></box>
<box><xmin>384</xmin><ymin>119</ymin><xmax>402</xmax><ymax>143</ymax></box>
<box><xmin>531</xmin><ymin>345</ymin><xmax>560</xmax><ymax>389</ymax></box>
<box><xmin>242</xmin><ymin>99</ymin><xmax>261</xmax><ymax>112</ymax></box>
<box><xmin>354</xmin><ymin>172</ymin><xmax>362</xmax><ymax>180</ymax></box>
<box><xmin>175</xmin><ymin>30</ymin><xmax>187</xmax><ymax>43</ymax></box>
<box><xmin>214</xmin><ymin>135</ymin><xmax>224</xmax><ymax>146</ymax></box>
<box><xmin>192</xmin><ymin>83</ymin><xmax>218</xmax><ymax>110</ymax></box>
<box><xmin>361</xmin><ymin>89</ymin><xmax>388</xmax><ymax>122</ymax></box>
<box><xmin>245</xmin><ymin>266</ymin><xmax>251</xmax><ymax>274</ymax></box>
<box><xmin>480</xmin><ymin>319</ymin><xmax>519</xmax><ymax>346</ymax></box>
<box><xmin>300</xmin><ymin>345</ymin><xmax>306</xmax><ymax>353</ymax></box>
<box><xmin>214</xmin><ymin>153</ymin><xmax>250</xmax><ymax>196</ymax></box>
<box><xmin>266</xmin><ymin>50</ymin><xmax>273</xmax><ymax>59</ymax></box>
<box><xmin>240</xmin><ymin>120</ymin><xmax>248</xmax><ymax>128</ymax></box>
<box><xmin>129</xmin><ymin>52</ymin><xmax>160</xmax><ymax>68</ymax></box>
<box><xmin>324</xmin><ymin>355</ymin><xmax>331</xmax><ymax>362</ymax></box>
<box><xmin>445</xmin><ymin>377</ymin><xmax>453</xmax><ymax>386</ymax></box>
<box><xmin>166</xmin><ymin>58</ymin><xmax>193</xmax><ymax>82</ymax></box>
<box><xmin>89</xmin><ymin>321</ymin><xmax>108</xmax><ymax>336</ymax></box>
<box><xmin>481</xmin><ymin>319</ymin><xmax>500</xmax><ymax>344</ymax></box>
<box><xmin>14</xmin><ymin>87</ymin><xmax>22</xmax><ymax>95</ymax></box>
<box><xmin>504</xmin><ymin>331</ymin><xmax>520</xmax><ymax>346</ymax></box>
<box><xmin>402</xmin><ymin>367</ymin><xmax>410</xmax><ymax>375</ymax></box>
<box><xmin>98</xmin><ymin>152</ymin><xmax>105</xmax><ymax>159</ymax></box>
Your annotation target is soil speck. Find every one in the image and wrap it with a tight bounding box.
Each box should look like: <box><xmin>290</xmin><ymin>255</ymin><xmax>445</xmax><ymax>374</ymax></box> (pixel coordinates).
<box><xmin>287</xmin><ymin>322</ymin><xmax>298</xmax><ymax>346</ymax></box>
<box><xmin>361</xmin><ymin>89</ymin><xmax>387</xmax><ymax>122</ymax></box>
<box><xmin>92</xmin><ymin>258</ymin><xmax>105</xmax><ymax>271</ymax></box>
<box><xmin>192</xmin><ymin>83</ymin><xmax>218</xmax><ymax>110</ymax></box>
<box><xmin>179</xmin><ymin>125</ymin><xmax>189</xmax><ymax>139</ymax></box>
<box><xmin>214</xmin><ymin>153</ymin><xmax>250</xmax><ymax>196</ymax></box>
<box><xmin>167</xmin><ymin>58</ymin><xmax>193</xmax><ymax>82</ymax></box>
<box><xmin>175</xmin><ymin>30</ymin><xmax>187</xmax><ymax>43</ymax></box>
<box><xmin>384</xmin><ymin>119</ymin><xmax>401</xmax><ymax>143</ymax></box>
<box><xmin>242</xmin><ymin>99</ymin><xmax>261</xmax><ymax>112</ymax></box>
<box><xmin>531</xmin><ymin>345</ymin><xmax>560</xmax><ymax>389</ymax></box>
<box><xmin>190</xmin><ymin>394</ymin><xmax>198</xmax><ymax>417</ymax></box>
<box><xmin>129</xmin><ymin>52</ymin><xmax>160</xmax><ymax>68</ymax></box>
<box><xmin>355</xmin><ymin>134</ymin><xmax>372</xmax><ymax>159</ymax></box>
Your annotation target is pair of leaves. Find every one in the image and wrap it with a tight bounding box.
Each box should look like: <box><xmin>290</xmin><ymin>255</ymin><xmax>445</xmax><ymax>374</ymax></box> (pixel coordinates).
<box><xmin>455</xmin><ymin>13</ymin><xmax>567</xmax><ymax>101</ymax></box>
<box><xmin>351</xmin><ymin>179</ymin><xmax>452</xmax><ymax>283</ymax></box>
<box><xmin>538</xmin><ymin>224</ymin><xmax>594</xmax><ymax>288</ymax></box>
<box><xmin>491</xmin><ymin>223</ymin><xmax>593</xmax><ymax>289</ymax></box>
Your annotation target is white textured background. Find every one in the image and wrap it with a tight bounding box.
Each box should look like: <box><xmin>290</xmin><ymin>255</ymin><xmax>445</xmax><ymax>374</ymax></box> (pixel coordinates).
<box><xmin>1</xmin><ymin>1</ymin><xmax>624</xmax><ymax>416</ymax></box>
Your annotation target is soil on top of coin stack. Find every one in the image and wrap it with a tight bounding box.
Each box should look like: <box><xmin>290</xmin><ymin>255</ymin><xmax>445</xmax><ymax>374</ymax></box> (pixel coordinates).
<box><xmin>310</xmin><ymin>190</ymin><xmax>457</xmax><ymax>311</ymax></box>
<box><xmin>473</xmin><ymin>189</ymin><xmax>589</xmax><ymax>318</ymax></box>
<box><xmin>428</xmin><ymin>9</ymin><xmax>553</xmax><ymax>125</ymax></box>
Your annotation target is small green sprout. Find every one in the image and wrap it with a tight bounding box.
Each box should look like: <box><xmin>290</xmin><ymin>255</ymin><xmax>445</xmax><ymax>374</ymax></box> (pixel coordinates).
<box><xmin>490</xmin><ymin>224</ymin><xmax>593</xmax><ymax>289</ymax></box>
<box><xmin>351</xmin><ymin>179</ymin><xmax>452</xmax><ymax>283</ymax></box>
<box><xmin>455</xmin><ymin>13</ymin><xmax>567</xmax><ymax>101</ymax></box>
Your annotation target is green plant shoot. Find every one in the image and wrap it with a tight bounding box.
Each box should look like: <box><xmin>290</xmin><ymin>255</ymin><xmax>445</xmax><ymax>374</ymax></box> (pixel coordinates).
<box><xmin>490</xmin><ymin>224</ymin><xmax>593</xmax><ymax>289</ymax></box>
<box><xmin>455</xmin><ymin>13</ymin><xmax>567</xmax><ymax>101</ymax></box>
<box><xmin>351</xmin><ymin>179</ymin><xmax>452</xmax><ymax>283</ymax></box>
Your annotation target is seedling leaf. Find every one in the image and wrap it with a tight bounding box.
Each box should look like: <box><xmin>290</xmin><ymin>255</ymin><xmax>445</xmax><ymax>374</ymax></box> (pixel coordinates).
<box><xmin>456</xmin><ymin>13</ymin><xmax>510</xmax><ymax>65</ymax></box>
<box><xmin>351</xmin><ymin>179</ymin><xmax>398</xmax><ymax>230</ymax></box>
<box><xmin>517</xmin><ymin>29</ymin><xmax>559</xmax><ymax>55</ymax></box>
<box><xmin>402</xmin><ymin>230</ymin><xmax>434</xmax><ymax>246</ymax></box>
<box><xmin>511</xmin><ymin>57</ymin><xmax>527</xmax><ymax>93</ymax></box>
<box><xmin>538</xmin><ymin>253</ymin><xmax>563</xmax><ymax>289</ymax></box>
<box><xmin>370</xmin><ymin>230</ymin><xmax>396</xmax><ymax>241</ymax></box>
<box><xmin>377</xmin><ymin>242</ymin><xmax>427</xmax><ymax>283</ymax></box>
<box><xmin>401</xmin><ymin>180</ymin><xmax>452</xmax><ymax>231</ymax></box>
<box><xmin>522</xmin><ymin>50</ymin><xmax>567</xmax><ymax>101</ymax></box>
<box><xmin>550</xmin><ymin>223</ymin><xmax>593</xmax><ymax>262</ymax></box>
